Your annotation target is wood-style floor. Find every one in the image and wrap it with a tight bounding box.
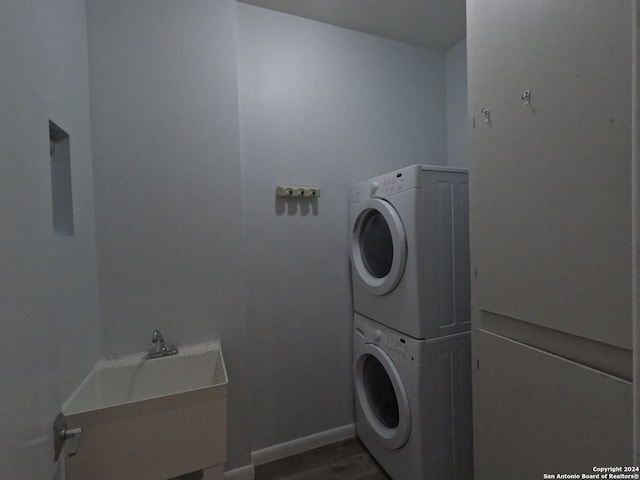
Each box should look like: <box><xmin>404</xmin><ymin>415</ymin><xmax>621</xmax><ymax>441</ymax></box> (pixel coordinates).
<box><xmin>254</xmin><ymin>438</ymin><xmax>391</xmax><ymax>480</ymax></box>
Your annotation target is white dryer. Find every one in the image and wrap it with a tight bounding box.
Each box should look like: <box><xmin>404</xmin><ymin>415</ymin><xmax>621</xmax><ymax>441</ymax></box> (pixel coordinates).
<box><xmin>353</xmin><ymin>313</ymin><xmax>473</xmax><ymax>480</ymax></box>
<box><xmin>350</xmin><ymin>165</ymin><xmax>470</xmax><ymax>340</ymax></box>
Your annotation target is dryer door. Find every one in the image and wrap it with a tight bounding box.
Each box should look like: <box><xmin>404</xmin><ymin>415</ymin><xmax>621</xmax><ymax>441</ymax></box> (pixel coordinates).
<box><xmin>354</xmin><ymin>343</ymin><xmax>411</xmax><ymax>450</ymax></box>
<box><xmin>351</xmin><ymin>198</ymin><xmax>407</xmax><ymax>295</ymax></box>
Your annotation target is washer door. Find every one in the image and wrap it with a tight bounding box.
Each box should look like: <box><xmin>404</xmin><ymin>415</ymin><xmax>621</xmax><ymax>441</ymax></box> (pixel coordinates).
<box><xmin>351</xmin><ymin>198</ymin><xmax>407</xmax><ymax>296</ymax></box>
<box><xmin>355</xmin><ymin>343</ymin><xmax>411</xmax><ymax>450</ymax></box>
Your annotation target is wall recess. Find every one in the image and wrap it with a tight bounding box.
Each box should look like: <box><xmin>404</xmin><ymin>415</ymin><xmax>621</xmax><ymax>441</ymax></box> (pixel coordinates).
<box><xmin>49</xmin><ymin>120</ymin><xmax>74</xmax><ymax>237</ymax></box>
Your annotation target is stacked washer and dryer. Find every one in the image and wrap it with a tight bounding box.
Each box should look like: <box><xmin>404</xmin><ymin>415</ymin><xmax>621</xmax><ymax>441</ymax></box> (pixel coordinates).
<box><xmin>350</xmin><ymin>165</ymin><xmax>473</xmax><ymax>480</ymax></box>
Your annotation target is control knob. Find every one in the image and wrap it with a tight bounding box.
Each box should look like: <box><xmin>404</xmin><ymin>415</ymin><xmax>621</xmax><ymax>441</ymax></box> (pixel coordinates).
<box><xmin>369</xmin><ymin>181</ymin><xmax>379</xmax><ymax>195</ymax></box>
<box><xmin>373</xmin><ymin>329</ymin><xmax>383</xmax><ymax>343</ymax></box>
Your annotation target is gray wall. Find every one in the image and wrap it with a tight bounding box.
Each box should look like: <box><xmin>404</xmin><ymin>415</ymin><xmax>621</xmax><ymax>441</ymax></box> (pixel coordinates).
<box><xmin>237</xmin><ymin>3</ymin><xmax>447</xmax><ymax>452</ymax></box>
<box><xmin>0</xmin><ymin>0</ymin><xmax>101</xmax><ymax>478</ymax></box>
<box><xmin>86</xmin><ymin>0</ymin><xmax>251</xmax><ymax>469</ymax></box>
<box><xmin>0</xmin><ymin>1</ymin><xmax>463</xmax><ymax>474</ymax></box>
<box><xmin>446</xmin><ymin>39</ymin><xmax>469</xmax><ymax>168</ymax></box>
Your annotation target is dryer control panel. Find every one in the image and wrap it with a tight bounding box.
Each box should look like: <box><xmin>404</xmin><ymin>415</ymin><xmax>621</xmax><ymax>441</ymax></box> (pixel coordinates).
<box><xmin>350</xmin><ymin>165</ymin><xmax>418</xmax><ymax>201</ymax></box>
<box><xmin>368</xmin><ymin>174</ymin><xmax>407</xmax><ymax>197</ymax></box>
<box><xmin>350</xmin><ymin>164</ymin><xmax>468</xmax><ymax>202</ymax></box>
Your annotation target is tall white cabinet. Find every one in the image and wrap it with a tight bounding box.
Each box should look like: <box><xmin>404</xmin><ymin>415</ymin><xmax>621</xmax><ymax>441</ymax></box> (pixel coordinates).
<box><xmin>468</xmin><ymin>1</ymin><xmax>634</xmax><ymax>477</ymax></box>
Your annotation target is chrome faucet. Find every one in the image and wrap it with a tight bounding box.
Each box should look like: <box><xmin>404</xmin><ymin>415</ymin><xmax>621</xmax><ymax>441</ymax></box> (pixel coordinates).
<box><xmin>146</xmin><ymin>329</ymin><xmax>179</xmax><ymax>359</ymax></box>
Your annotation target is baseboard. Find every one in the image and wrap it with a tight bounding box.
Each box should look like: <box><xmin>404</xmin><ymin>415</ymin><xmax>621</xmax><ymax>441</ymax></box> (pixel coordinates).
<box><xmin>223</xmin><ymin>464</ymin><xmax>255</xmax><ymax>480</ymax></box>
<box><xmin>223</xmin><ymin>423</ymin><xmax>356</xmax><ymax>479</ymax></box>
<box><xmin>251</xmin><ymin>423</ymin><xmax>356</xmax><ymax>467</ymax></box>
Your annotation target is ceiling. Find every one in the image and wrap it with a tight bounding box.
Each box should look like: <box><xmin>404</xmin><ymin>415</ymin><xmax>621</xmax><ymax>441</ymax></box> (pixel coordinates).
<box><xmin>237</xmin><ymin>0</ymin><xmax>467</xmax><ymax>52</ymax></box>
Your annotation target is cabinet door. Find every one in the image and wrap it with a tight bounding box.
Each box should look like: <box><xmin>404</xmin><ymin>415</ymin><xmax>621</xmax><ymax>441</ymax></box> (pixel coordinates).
<box><xmin>468</xmin><ymin>0</ymin><xmax>633</xmax><ymax>348</ymax></box>
<box><xmin>474</xmin><ymin>331</ymin><xmax>632</xmax><ymax>478</ymax></box>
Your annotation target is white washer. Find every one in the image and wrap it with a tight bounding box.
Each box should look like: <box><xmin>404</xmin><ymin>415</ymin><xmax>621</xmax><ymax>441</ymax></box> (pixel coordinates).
<box><xmin>350</xmin><ymin>164</ymin><xmax>470</xmax><ymax>340</ymax></box>
<box><xmin>353</xmin><ymin>313</ymin><xmax>473</xmax><ymax>480</ymax></box>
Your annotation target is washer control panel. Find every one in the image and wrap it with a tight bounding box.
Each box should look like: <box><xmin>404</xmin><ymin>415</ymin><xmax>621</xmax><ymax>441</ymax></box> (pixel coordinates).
<box><xmin>354</xmin><ymin>315</ymin><xmax>420</xmax><ymax>361</ymax></box>
<box><xmin>379</xmin><ymin>332</ymin><xmax>412</xmax><ymax>359</ymax></box>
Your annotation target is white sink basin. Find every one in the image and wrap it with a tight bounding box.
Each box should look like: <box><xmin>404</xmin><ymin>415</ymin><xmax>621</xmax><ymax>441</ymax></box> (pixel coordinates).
<box><xmin>62</xmin><ymin>341</ymin><xmax>228</xmax><ymax>480</ymax></box>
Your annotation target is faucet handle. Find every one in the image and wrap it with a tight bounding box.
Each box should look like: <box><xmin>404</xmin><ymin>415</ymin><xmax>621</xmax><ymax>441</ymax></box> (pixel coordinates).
<box><xmin>165</xmin><ymin>339</ymin><xmax>179</xmax><ymax>354</ymax></box>
<box><xmin>145</xmin><ymin>332</ymin><xmax>179</xmax><ymax>359</ymax></box>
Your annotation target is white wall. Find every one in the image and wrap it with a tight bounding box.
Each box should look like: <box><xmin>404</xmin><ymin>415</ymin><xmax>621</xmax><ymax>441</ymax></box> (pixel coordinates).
<box><xmin>0</xmin><ymin>1</ymin><xmax>101</xmax><ymax>478</ymax></box>
<box><xmin>86</xmin><ymin>0</ymin><xmax>251</xmax><ymax>469</ymax></box>
<box><xmin>446</xmin><ymin>39</ymin><xmax>469</xmax><ymax>168</ymax></box>
<box><xmin>0</xmin><ymin>1</ymin><xmax>461</xmax><ymax>474</ymax></box>
<box><xmin>237</xmin><ymin>3</ymin><xmax>447</xmax><ymax>452</ymax></box>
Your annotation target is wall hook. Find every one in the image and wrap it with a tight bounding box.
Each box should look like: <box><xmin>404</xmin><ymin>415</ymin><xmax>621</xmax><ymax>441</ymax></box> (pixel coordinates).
<box><xmin>481</xmin><ymin>107</ymin><xmax>491</xmax><ymax>124</ymax></box>
<box><xmin>521</xmin><ymin>90</ymin><xmax>531</xmax><ymax>106</ymax></box>
<box><xmin>276</xmin><ymin>185</ymin><xmax>321</xmax><ymax>198</ymax></box>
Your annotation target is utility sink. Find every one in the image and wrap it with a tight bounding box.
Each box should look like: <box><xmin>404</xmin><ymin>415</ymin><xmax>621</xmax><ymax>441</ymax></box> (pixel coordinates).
<box><xmin>62</xmin><ymin>341</ymin><xmax>228</xmax><ymax>480</ymax></box>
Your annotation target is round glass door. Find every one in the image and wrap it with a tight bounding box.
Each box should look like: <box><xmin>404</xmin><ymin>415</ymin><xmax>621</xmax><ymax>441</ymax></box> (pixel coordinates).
<box><xmin>355</xmin><ymin>343</ymin><xmax>411</xmax><ymax>449</ymax></box>
<box><xmin>351</xmin><ymin>199</ymin><xmax>407</xmax><ymax>295</ymax></box>
<box><xmin>359</xmin><ymin>210</ymin><xmax>394</xmax><ymax>278</ymax></box>
<box><xmin>363</xmin><ymin>355</ymin><xmax>399</xmax><ymax>428</ymax></box>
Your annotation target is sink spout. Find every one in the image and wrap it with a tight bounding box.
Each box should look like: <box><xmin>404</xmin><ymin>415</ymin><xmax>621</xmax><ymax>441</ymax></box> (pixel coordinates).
<box><xmin>146</xmin><ymin>329</ymin><xmax>179</xmax><ymax>359</ymax></box>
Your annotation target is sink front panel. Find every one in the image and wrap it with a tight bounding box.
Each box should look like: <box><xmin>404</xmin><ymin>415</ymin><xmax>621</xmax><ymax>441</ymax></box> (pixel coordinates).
<box><xmin>65</xmin><ymin>391</ymin><xmax>227</xmax><ymax>480</ymax></box>
<box><xmin>62</xmin><ymin>341</ymin><xmax>228</xmax><ymax>480</ymax></box>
